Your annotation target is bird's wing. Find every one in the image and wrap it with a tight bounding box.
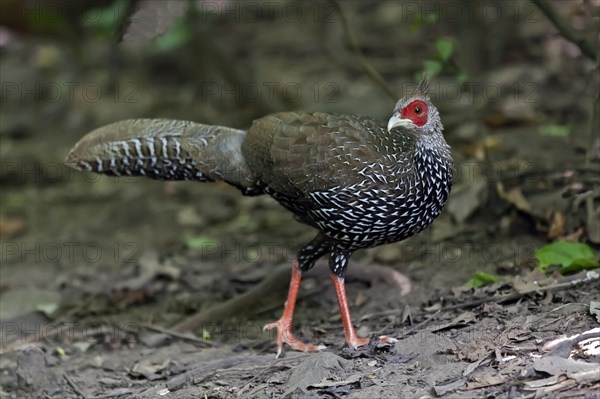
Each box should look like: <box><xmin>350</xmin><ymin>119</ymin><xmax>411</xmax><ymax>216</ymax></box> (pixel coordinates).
<box><xmin>242</xmin><ymin>112</ymin><xmax>388</xmax><ymax>199</ymax></box>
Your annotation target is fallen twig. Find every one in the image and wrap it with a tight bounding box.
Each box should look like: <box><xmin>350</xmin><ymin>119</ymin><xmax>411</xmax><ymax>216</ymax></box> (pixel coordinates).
<box><xmin>424</xmin><ymin>271</ymin><xmax>599</xmax><ymax>313</ymax></box>
<box><xmin>173</xmin><ymin>264</ymin><xmax>291</xmax><ymax>332</ymax></box>
<box><xmin>142</xmin><ymin>323</ymin><xmax>213</xmax><ymax>346</ymax></box>
<box><xmin>64</xmin><ymin>373</ymin><xmax>89</xmax><ymax>399</ymax></box>
<box><xmin>173</xmin><ymin>262</ymin><xmax>410</xmax><ymax>333</ymax></box>
<box><xmin>401</xmin><ymin>309</ymin><xmax>442</xmax><ymax>336</ymax></box>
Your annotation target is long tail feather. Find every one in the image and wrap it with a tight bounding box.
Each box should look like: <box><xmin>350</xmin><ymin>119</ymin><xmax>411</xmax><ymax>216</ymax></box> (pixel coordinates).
<box><xmin>65</xmin><ymin>119</ymin><xmax>257</xmax><ymax>190</ymax></box>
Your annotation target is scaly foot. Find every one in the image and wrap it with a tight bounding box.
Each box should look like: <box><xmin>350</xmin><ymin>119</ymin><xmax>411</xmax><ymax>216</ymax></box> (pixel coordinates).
<box><xmin>264</xmin><ymin>319</ymin><xmax>326</xmax><ymax>358</ymax></box>
<box><xmin>346</xmin><ymin>334</ymin><xmax>397</xmax><ymax>349</ymax></box>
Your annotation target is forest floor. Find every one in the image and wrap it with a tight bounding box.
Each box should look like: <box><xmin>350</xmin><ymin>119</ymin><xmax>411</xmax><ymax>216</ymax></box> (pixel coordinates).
<box><xmin>1</xmin><ymin>2</ymin><xmax>599</xmax><ymax>398</ymax></box>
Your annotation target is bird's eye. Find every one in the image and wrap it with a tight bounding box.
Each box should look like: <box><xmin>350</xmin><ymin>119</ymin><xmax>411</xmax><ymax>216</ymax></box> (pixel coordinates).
<box><xmin>400</xmin><ymin>100</ymin><xmax>428</xmax><ymax>127</ymax></box>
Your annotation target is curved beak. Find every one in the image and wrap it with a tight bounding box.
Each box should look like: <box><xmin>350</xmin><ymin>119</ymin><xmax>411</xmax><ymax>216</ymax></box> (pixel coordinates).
<box><xmin>387</xmin><ymin>114</ymin><xmax>412</xmax><ymax>132</ymax></box>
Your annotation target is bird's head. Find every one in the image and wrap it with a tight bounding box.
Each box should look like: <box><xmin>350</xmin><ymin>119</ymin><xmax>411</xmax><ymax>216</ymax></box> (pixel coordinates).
<box><xmin>387</xmin><ymin>76</ymin><xmax>442</xmax><ymax>136</ymax></box>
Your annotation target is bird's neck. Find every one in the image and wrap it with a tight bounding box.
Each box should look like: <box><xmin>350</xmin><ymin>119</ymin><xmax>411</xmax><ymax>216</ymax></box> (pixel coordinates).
<box><xmin>413</xmin><ymin>132</ymin><xmax>453</xmax><ymax>199</ymax></box>
<box><xmin>414</xmin><ymin>133</ymin><xmax>451</xmax><ymax>164</ymax></box>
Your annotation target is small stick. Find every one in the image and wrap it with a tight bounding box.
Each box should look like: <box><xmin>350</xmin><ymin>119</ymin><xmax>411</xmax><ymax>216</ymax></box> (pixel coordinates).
<box><xmin>64</xmin><ymin>373</ymin><xmax>89</xmax><ymax>399</ymax></box>
<box><xmin>424</xmin><ymin>272</ymin><xmax>599</xmax><ymax>313</ymax></box>
<box><xmin>141</xmin><ymin>323</ymin><xmax>213</xmax><ymax>346</ymax></box>
<box><xmin>173</xmin><ymin>264</ymin><xmax>291</xmax><ymax>332</ymax></box>
<box><xmin>173</xmin><ymin>262</ymin><xmax>410</xmax><ymax>333</ymax></box>
<box><xmin>401</xmin><ymin>310</ymin><xmax>442</xmax><ymax>336</ymax></box>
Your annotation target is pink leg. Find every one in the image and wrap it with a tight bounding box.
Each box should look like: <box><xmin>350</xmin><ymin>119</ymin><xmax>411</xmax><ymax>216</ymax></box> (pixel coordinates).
<box><xmin>330</xmin><ymin>272</ymin><xmax>398</xmax><ymax>349</ymax></box>
<box><xmin>263</xmin><ymin>259</ymin><xmax>326</xmax><ymax>357</ymax></box>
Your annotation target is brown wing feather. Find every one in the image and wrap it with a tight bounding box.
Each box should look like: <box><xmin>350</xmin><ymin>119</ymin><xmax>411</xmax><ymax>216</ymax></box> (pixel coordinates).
<box><xmin>242</xmin><ymin>112</ymin><xmax>385</xmax><ymax>198</ymax></box>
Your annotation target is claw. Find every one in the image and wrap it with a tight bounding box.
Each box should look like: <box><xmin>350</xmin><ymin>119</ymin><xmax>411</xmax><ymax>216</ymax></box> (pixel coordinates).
<box><xmin>346</xmin><ymin>335</ymin><xmax>371</xmax><ymax>349</ymax></box>
<box><xmin>377</xmin><ymin>335</ymin><xmax>398</xmax><ymax>345</ymax></box>
<box><xmin>345</xmin><ymin>334</ymin><xmax>398</xmax><ymax>350</ymax></box>
<box><xmin>264</xmin><ymin>319</ymin><xmax>326</xmax><ymax>358</ymax></box>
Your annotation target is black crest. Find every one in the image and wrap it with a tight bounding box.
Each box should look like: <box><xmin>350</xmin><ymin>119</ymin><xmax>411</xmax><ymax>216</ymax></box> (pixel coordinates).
<box><xmin>413</xmin><ymin>75</ymin><xmax>430</xmax><ymax>97</ymax></box>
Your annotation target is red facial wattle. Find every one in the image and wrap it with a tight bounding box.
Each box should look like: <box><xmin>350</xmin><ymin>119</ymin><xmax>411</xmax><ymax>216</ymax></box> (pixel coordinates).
<box><xmin>401</xmin><ymin>100</ymin><xmax>428</xmax><ymax>127</ymax></box>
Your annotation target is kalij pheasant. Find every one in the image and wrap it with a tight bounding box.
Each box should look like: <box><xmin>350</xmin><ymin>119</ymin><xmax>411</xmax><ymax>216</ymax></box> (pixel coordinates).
<box><xmin>65</xmin><ymin>77</ymin><xmax>453</xmax><ymax>357</ymax></box>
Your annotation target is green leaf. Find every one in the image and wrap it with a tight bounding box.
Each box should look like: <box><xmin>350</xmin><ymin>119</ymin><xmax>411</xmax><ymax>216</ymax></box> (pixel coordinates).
<box><xmin>538</xmin><ymin>124</ymin><xmax>570</xmax><ymax>137</ymax></box>
<box><xmin>423</xmin><ymin>60</ymin><xmax>442</xmax><ymax>77</ymax></box>
<box><xmin>467</xmin><ymin>271</ymin><xmax>501</xmax><ymax>288</ymax></box>
<box><xmin>154</xmin><ymin>20</ymin><xmax>193</xmax><ymax>52</ymax></box>
<box><xmin>184</xmin><ymin>236</ymin><xmax>219</xmax><ymax>249</ymax></box>
<box><xmin>201</xmin><ymin>329</ymin><xmax>212</xmax><ymax>342</ymax></box>
<box><xmin>36</xmin><ymin>302</ymin><xmax>59</xmax><ymax>317</ymax></box>
<box><xmin>82</xmin><ymin>0</ymin><xmax>131</xmax><ymax>37</ymax></box>
<box><xmin>436</xmin><ymin>38</ymin><xmax>454</xmax><ymax>61</ymax></box>
<box><xmin>535</xmin><ymin>241</ymin><xmax>599</xmax><ymax>274</ymax></box>
<box><xmin>456</xmin><ymin>71</ymin><xmax>468</xmax><ymax>84</ymax></box>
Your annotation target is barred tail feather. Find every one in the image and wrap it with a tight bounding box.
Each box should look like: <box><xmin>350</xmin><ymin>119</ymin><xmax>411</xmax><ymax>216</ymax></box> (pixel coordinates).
<box><xmin>64</xmin><ymin>119</ymin><xmax>257</xmax><ymax>190</ymax></box>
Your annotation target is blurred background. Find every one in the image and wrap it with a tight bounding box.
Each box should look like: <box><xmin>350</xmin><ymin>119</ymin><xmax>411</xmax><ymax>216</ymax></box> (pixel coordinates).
<box><xmin>0</xmin><ymin>0</ymin><xmax>598</xmax><ymax>397</ymax></box>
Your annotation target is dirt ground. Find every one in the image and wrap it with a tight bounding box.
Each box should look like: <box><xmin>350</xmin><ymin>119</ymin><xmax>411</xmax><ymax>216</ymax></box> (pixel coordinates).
<box><xmin>1</xmin><ymin>1</ymin><xmax>599</xmax><ymax>398</ymax></box>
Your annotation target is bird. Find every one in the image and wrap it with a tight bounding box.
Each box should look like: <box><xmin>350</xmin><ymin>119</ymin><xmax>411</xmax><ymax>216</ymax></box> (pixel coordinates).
<box><xmin>64</xmin><ymin>77</ymin><xmax>453</xmax><ymax>357</ymax></box>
